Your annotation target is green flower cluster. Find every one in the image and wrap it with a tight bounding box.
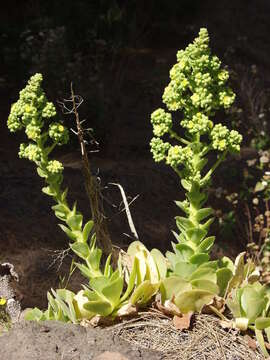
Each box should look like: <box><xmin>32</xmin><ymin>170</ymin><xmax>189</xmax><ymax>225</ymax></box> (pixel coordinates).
<box><xmin>7</xmin><ymin>74</ymin><xmax>68</xmax><ymax>146</ymax></box>
<box><xmin>47</xmin><ymin>160</ymin><xmax>64</xmax><ymax>174</ymax></box>
<box><xmin>150</xmin><ymin>28</ymin><xmax>242</xmax><ymax>180</ymax></box>
<box><xmin>25</xmin><ymin>123</ymin><xmax>41</xmax><ymax>141</ymax></box>
<box><xmin>8</xmin><ymin>74</ymin><xmax>46</xmax><ymax>133</ymax></box>
<box><xmin>42</xmin><ymin>102</ymin><xmax>57</xmax><ymax>118</ymax></box>
<box><xmin>19</xmin><ymin>143</ymin><xmax>42</xmax><ymax>162</ymax></box>
<box><xmin>7</xmin><ymin>73</ymin><xmax>69</xmax><ymax>197</ymax></box>
<box><xmin>166</xmin><ymin>145</ymin><xmax>200</xmax><ymax>181</ymax></box>
<box><xmin>162</xmin><ymin>28</ymin><xmax>235</xmax><ymax>114</ymax></box>
<box><xmin>49</xmin><ymin>122</ymin><xmax>69</xmax><ymax>145</ymax></box>
<box><xmin>181</xmin><ymin>112</ymin><xmax>213</xmax><ymax>135</ymax></box>
<box><xmin>151</xmin><ymin>108</ymin><xmax>172</xmax><ymax>137</ymax></box>
<box><xmin>211</xmin><ymin>124</ymin><xmax>242</xmax><ymax>152</ymax></box>
<box><xmin>150</xmin><ymin>137</ymin><xmax>170</xmax><ymax>162</ymax></box>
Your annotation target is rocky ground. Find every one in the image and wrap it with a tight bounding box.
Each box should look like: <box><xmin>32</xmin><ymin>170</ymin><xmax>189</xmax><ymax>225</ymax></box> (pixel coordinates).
<box><xmin>0</xmin><ymin>320</ymin><xmax>162</xmax><ymax>360</ymax></box>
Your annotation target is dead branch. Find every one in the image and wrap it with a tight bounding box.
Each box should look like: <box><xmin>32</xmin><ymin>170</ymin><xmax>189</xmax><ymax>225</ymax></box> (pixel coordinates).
<box><xmin>68</xmin><ymin>84</ymin><xmax>113</xmax><ymax>258</ymax></box>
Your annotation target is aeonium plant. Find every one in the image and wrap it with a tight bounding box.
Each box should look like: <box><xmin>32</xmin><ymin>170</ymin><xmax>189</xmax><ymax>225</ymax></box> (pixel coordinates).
<box><xmin>150</xmin><ymin>28</ymin><xmax>243</xmax><ymax>311</ymax></box>
<box><xmin>7</xmin><ymin>74</ymin><xmax>166</xmax><ymax>323</ymax></box>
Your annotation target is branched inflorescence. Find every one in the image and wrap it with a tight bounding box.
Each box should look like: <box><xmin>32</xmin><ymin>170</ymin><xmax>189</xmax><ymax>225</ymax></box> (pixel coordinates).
<box><xmin>8</xmin><ymin>74</ymin><xmax>68</xmax><ymax>190</ymax></box>
<box><xmin>150</xmin><ymin>28</ymin><xmax>242</xmax><ymax>275</ymax></box>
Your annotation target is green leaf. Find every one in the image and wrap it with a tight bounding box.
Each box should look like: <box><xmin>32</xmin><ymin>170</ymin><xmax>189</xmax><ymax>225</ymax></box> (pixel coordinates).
<box><xmin>199</xmin><ymin>260</ymin><xmax>219</xmax><ymax>270</ymax></box>
<box><xmin>42</xmin><ymin>186</ymin><xmax>55</xmax><ymax>197</ymax></box>
<box><xmin>175</xmin><ymin>200</ymin><xmax>189</xmax><ymax>214</ymax></box>
<box><xmin>61</xmin><ymin>188</ymin><xmax>68</xmax><ymax>202</ymax></box>
<box><xmin>75</xmin><ymin>262</ymin><xmax>101</xmax><ymax>279</ymax></box>
<box><xmin>83</xmin><ymin>296</ymin><xmax>113</xmax><ymax>317</ymax></box>
<box><xmin>104</xmin><ymin>254</ymin><xmax>112</xmax><ymax>277</ymax></box>
<box><xmin>37</xmin><ymin>167</ymin><xmax>47</xmax><ymax>178</ymax></box>
<box><xmin>226</xmin><ymin>289</ymin><xmax>242</xmax><ymax>318</ymax></box>
<box><xmin>218</xmin><ymin>256</ymin><xmax>234</xmax><ymax>273</ymax></box>
<box><xmin>255</xmin><ymin>328</ymin><xmax>269</xmax><ymax>357</ymax></box>
<box><xmin>90</xmin><ymin>276</ymin><xmax>110</xmax><ymax>294</ymax></box>
<box><xmin>186</xmin><ymin>228</ymin><xmax>207</xmax><ymax>245</ymax></box>
<box><xmin>197</xmin><ymin>236</ymin><xmax>215</xmax><ymax>253</ymax></box>
<box><xmin>189</xmin><ymin>267</ymin><xmax>216</xmax><ymax>282</ymax></box>
<box><xmin>195</xmin><ymin>208</ymin><xmax>213</xmax><ymax>222</ymax></box>
<box><xmin>265</xmin><ymin>327</ymin><xmax>270</xmax><ymax>344</ymax></box>
<box><xmin>255</xmin><ymin>317</ymin><xmax>270</xmax><ymax>330</ymax></box>
<box><xmin>58</xmin><ymin>224</ymin><xmax>77</xmax><ymax>241</ymax></box>
<box><xmin>175</xmin><ymin>217</ymin><xmax>195</xmax><ymax>232</ymax></box>
<box><xmin>226</xmin><ymin>252</ymin><xmax>246</xmax><ymax>293</ymax></box>
<box><xmin>150</xmin><ymin>248</ymin><xmax>167</xmax><ymax>279</ymax></box>
<box><xmin>52</xmin><ymin>289</ymin><xmax>77</xmax><ymax>323</ymax></box>
<box><xmin>181</xmin><ymin>179</ymin><xmax>191</xmax><ymax>191</ymax></box>
<box><xmin>175</xmin><ymin>289</ymin><xmax>214</xmax><ymax>313</ymax></box>
<box><xmin>241</xmin><ymin>285</ymin><xmax>267</xmax><ymax>322</ymax></box>
<box><xmin>216</xmin><ymin>268</ymin><xmax>233</xmax><ymax>297</ymax></box>
<box><xmin>121</xmin><ymin>257</ymin><xmax>137</xmax><ymax>302</ymax></box>
<box><xmin>200</xmin><ymin>217</ymin><xmax>215</xmax><ymax>231</ymax></box>
<box><xmin>189</xmin><ymin>253</ymin><xmax>209</xmax><ymax>266</ymax></box>
<box><xmin>56</xmin><ymin>289</ymin><xmax>77</xmax><ymax>323</ymax></box>
<box><xmin>66</xmin><ymin>214</ymin><xmax>83</xmax><ymax>231</ymax></box>
<box><xmin>127</xmin><ymin>241</ymin><xmax>146</xmax><ymax>257</ymax></box>
<box><xmin>102</xmin><ymin>275</ymin><xmax>124</xmax><ymax>307</ymax></box>
<box><xmin>54</xmin><ymin>211</ymin><xmax>66</xmax><ymax>221</ymax></box>
<box><xmin>47</xmin><ymin>291</ymin><xmax>59</xmax><ymax>314</ymax></box>
<box><xmin>52</xmin><ymin>203</ymin><xmax>68</xmax><ymax>214</ymax></box>
<box><xmin>24</xmin><ymin>307</ymin><xmax>45</xmax><ymax>321</ymax></box>
<box><xmin>174</xmin><ymin>261</ymin><xmax>197</xmax><ymax>280</ymax></box>
<box><xmin>175</xmin><ymin>244</ymin><xmax>194</xmax><ymax>261</ymax></box>
<box><xmin>160</xmin><ymin>276</ymin><xmax>192</xmax><ymax>302</ymax></box>
<box><xmin>82</xmin><ymin>220</ymin><xmax>94</xmax><ymax>242</ymax></box>
<box><xmin>73</xmin><ymin>290</ymin><xmax>94</xmax><ymax>319</ymax></box>
<box><xmin>87</xmin><ymin>247</ymin><xmax>102</xmax><ymax>272</ymax></box>
<box><xmin>70</xmin><ymin>242</ymin><xmax>90</xmax><ymax>259</ymax></box>
<box><xmin>165</xmin><ymin>251</ymin><xmax>179</xmax><ymax>270</ymax></box>
<box><xmin>130</xmin><ymin>280</ymin><xmax>159</xmax><ymax>306</ymax></box>
<box><xmin>191</xmin><ymin>279</ymin><xmax>219</xmax><ymax>294</ymax></box>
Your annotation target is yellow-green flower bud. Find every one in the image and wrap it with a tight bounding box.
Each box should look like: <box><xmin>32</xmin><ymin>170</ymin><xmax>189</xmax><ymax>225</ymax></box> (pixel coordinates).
<box><xmin>19</xmin><ymin>143</ymin><xmax>42</xmax><ymax>162</ymax></box>
<box><xmin>150</xmin><ymin>137</ymin><xmax>170</xmax><ymax>162</ymax></box>
<box><xmin>49</xmin><ymin>122</ymin><xmax>69</xmax><ymax>145</ymax></box>
<box><xmin>42</xmin><ymin>102</ymin><xmax>56</xmax><ymax>118</ymax></box>
<box><xmin>46</xmin><ymin>160</ymin><xmax>64</xmax><ymax>174</ymax></box>
<box><xmin>25</xmin><ymin>123</ymin><xmax>41</xmax><ymax>141</ymax></box>
<box><xmin>151</xmin><ymin>108</ymin><xmax>172</xmax><ymax>137</ymax></box>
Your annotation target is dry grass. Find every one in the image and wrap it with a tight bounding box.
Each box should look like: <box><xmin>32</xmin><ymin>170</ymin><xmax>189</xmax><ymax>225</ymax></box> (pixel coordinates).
<box><xmin>111</xmin><ymin>311</ymin><xmax>264</xmax><ymax>360</ymax></box>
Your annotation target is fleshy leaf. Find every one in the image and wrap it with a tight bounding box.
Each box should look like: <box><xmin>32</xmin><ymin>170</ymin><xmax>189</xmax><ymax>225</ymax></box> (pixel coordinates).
<box><xmin>190</xmin><ymin>279</ymin><xmax>219</xmax><ymax>294</ymax></box>
<box><xmin>160</xmin><ymin>276</ymin><xmax>192</xmax><ymax>302</ymax></box>
<box><xmin>175</xmin><ymin>289</ymin><xmax>214</xmax><ymax>313</ymax></box>
<box><xmin>130</xmin><ymin>280</ymin><xmax>159</xmax><ymax>305</ymax></box>
<box><xmin>150</xmin><ymin>248</ymin><xmax>167</xmax><ymax>279</ymax></box>
<box><xmin>70</xmin><ymin>242</ymin><xmax>90</xmax><ymax>259</ymax></box>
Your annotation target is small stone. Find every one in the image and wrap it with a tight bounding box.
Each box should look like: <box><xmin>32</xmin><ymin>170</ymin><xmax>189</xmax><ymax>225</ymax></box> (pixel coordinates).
<box><xmin>93</xmin><ymin>351</ymin><xmax>129</xmax><ymax>360</ymax></box>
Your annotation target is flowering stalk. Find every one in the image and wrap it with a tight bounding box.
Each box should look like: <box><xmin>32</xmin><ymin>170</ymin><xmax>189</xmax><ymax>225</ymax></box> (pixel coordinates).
<box><xmin>150</xmin><ymin>29</ymin><xmax>242</xmax><ymax>274</ymax></box>
<box><xmin>7</xmin><ymin>74</ymin><xmax>102</xmax><ymax>272</ymax></box>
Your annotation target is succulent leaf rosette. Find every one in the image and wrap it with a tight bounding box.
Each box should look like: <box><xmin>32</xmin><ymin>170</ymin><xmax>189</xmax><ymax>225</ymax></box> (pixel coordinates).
<box><xmin>150</xmin><ymin>29</ymin><xmax>242</xmax><ymax>310</ymax></box>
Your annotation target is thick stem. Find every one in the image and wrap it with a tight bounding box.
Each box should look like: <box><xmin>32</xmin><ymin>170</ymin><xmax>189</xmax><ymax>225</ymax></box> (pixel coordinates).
<box><xmin>200</xmin><ymin>150</ymin><xmax>228</xmax><ymax>186</ymax></box>
<box><xmin>169</xmin><ymin>129</ymin><xmax>190</xmax><ymax>145</ymax></box>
